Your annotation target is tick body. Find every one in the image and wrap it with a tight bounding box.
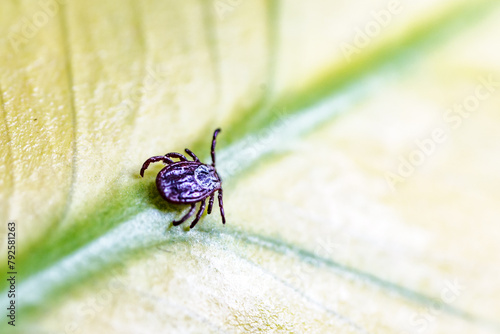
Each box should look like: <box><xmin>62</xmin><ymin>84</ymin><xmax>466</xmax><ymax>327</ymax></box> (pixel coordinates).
<box><xmin>140</xmin><ymin>129</ymin><xmax>226</xmax><ymax>229</ymax></box>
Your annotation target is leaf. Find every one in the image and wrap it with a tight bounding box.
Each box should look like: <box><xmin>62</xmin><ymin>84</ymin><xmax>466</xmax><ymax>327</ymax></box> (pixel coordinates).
<box><xmin>1</xmin><ymin>0</ymin><xmax>500</xmax><ymax>333</ymax></box>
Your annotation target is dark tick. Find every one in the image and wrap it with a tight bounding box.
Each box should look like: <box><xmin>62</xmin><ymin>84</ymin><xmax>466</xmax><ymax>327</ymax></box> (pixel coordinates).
<box><xmin>140</xmin><ymin>128</ymin><xmax>226</xmax><ymax>229</ymax></box>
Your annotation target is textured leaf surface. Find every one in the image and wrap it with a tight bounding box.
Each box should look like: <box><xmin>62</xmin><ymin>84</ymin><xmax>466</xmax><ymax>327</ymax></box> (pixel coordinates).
<box><xmin>1</xmin><ymin>0</ymin><xmax>500</xmax><ymax>333</ymax></box>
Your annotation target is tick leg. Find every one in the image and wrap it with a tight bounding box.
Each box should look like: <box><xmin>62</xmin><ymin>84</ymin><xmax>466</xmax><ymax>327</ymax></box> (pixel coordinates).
<box><xmin>164</xmin><ymin>152</ymin><xmax>188</xmax><ymax>161</ymax></box>
<box><xmin>218</xmin><ymin>189</ymin><xmax>226</xmax><ymax>225</ymax></box>
<box><xmin>184</xmin><ymin>148</ymin><xmax>200</xmax><ymax>162</ymax></box>
<box><xmin>211</xmin><ymin>128</ymin><xmax>221</xmax><ymax>166</ymax></box>
<box><xmin>172</xmin><ymin>203</ymin><xmax>196</xmax><ymax>226</ymax></box>
<box><xmin>207</xmin><ymin>193</ymin><xmax>215</xmax><ymax>214</ymax></box>
<box><xmin>140</xmin><ymin>156</ymin><xmax>174</xmax><ymax>177</ymax></box>
<box><xmin>190</xmin><ymin>200</ymin><xmax>206</xmax><ymax>229</ymax></box>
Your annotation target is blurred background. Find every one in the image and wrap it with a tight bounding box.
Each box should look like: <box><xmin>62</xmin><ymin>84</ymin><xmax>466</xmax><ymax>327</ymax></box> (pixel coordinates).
<box><xmin>1</xmin><ymin>0</ymin><xmax>500</xmax><ymax>333</ymax></box>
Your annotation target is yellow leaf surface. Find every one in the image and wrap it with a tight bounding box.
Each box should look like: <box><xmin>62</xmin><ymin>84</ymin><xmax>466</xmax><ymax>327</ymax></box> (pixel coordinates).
<box><xmin>1</xmin><ymin>0</ymin><xmax>500</xmax><ymax>333</ymax></box>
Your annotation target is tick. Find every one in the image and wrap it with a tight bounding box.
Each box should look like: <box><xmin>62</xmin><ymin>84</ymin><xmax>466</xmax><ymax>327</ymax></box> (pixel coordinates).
<box><xmin>140</xmin><ymin>128</ymin><xmax>226</xmax><ymax>229</ymax></box>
